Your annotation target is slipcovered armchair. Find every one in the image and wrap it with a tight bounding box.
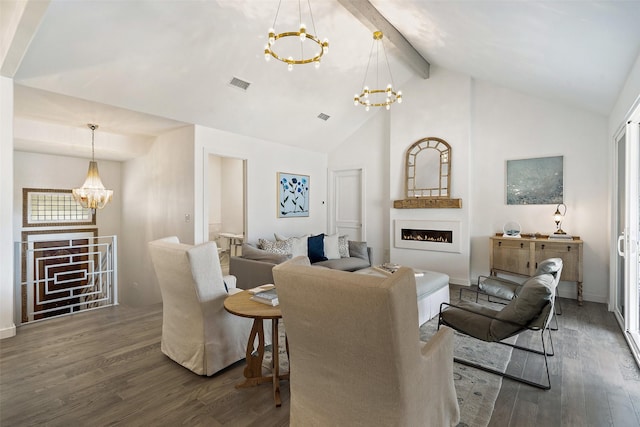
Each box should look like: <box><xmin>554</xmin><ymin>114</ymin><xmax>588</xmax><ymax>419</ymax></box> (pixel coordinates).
<box><xmin>148</xmin><ymin>236</ymin><xmax>252</xmax><ymax>376</ymax></box>
<box><xmin>439</xmin><ymin>272</ymin><xmax>557</xmax><ymax>390</ymax></box>
<box><xmin>273</xmin><ymin>256</ymin><xmax>460</xmax><ymax>427</ymax></box>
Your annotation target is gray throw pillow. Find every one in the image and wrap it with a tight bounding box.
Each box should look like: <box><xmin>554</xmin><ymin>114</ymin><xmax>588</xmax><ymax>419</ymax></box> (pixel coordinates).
<box><xmin>348</xmin><ymin>240</ymin><xmax>369</xmax><ymax>262</ymax></box>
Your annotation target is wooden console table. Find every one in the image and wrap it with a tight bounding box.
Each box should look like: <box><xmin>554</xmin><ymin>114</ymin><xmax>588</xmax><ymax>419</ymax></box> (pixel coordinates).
<box><xmin>489</xmin><ymin>235</ymin><xmax>584</xmax><ymax>305</ymax></box>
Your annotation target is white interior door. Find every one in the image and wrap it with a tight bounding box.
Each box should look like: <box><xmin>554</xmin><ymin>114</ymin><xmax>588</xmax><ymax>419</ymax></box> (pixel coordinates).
<box><xmin>331</xmin><ymin>169</ymin><xmax>365</xmax><ymax>241</ymax></box>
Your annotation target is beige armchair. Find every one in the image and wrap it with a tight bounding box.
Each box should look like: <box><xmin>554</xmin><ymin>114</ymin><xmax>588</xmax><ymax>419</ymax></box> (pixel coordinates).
<box><xmin>148</xmin><ymin>236</ymin><xmax>252</xmax><ymax>376</ymax></box>
<box><xmin>273</xmin><ymin>257</ymin><xmax>460</xmax><ymax>427</ymax></box>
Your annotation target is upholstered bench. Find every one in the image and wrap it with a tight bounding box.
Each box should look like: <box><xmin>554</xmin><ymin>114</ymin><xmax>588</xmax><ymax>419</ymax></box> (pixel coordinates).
<box><xmin>355</xmin><ymin>267</ymin><xmax>450</xmax><ymax>325</ymax></box>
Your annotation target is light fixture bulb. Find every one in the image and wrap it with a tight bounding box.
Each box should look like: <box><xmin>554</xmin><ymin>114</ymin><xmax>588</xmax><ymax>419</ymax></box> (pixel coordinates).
<box><xmin>386</xmin><ymin>104</ymin><xmax>391</xmax><ymax>110</ymax></box>
<box><xmin>354</xmin><ymin>95</ymin><xmax>359</xmax><ymax>106</ymax></box>
<box><xmin>268</xmin><ymin>28</ymin><xmax>276</xmax><ymax>45</ymax></box>
<box><xmin>299</xmin><ymin>24</ymin><xmax>306</xmax><ymax>41</ymax></box>
<box><xmin>314</xmin><ymin>59</ymin><xmax>320</xmax><ymax>69</ymax></box>
<box><xmin>322</xmin><ymin>39</ymin><xmax>329</xmax><ymax>53</ymax></box>
<box><xmin>264</xmin><ymin>47</ymin><xmax>271</xmax><ymax>61</ymax></box>
<box><xmin>365</xmin><ymin>105</ymin><xmax>370</xmax><ymax>112</ymax></box>
<box><xmin>386</xmin><ymin>84</ymin><xmax>393</xmax><ymax>94</ymax></box>
<box><xmin>288</xmin><ymin>59</ymin><xmax>293</xmax><ymax>71</ymax></box>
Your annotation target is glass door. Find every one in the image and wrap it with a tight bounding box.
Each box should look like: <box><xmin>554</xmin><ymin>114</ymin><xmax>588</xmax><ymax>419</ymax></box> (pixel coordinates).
<box><xmin>615</xmin><ymin>130</ymin><xmax>626</xmax><ymax>319</ymax></box>
<box><xmin>615</xmin><ymin>106</ymin><xmax>640</xmax><ymax>366</ymax></box>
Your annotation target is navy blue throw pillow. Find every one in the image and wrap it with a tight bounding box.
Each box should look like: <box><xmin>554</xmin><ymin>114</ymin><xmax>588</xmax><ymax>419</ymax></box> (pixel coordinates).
<box><xmin>308</xmin><ymin>233</ymin><xmax>327</xmax><ymax>263</ymax></box>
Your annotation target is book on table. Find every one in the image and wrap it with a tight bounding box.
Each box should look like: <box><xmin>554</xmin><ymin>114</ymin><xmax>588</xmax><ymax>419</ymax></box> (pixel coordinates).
<box><xmin>250</xmin><ymin>288</ymin><xmax>279</xmax><ymax>306</ymax></box>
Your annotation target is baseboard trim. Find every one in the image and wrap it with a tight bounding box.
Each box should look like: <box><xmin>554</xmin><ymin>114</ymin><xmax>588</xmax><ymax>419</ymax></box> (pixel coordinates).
<box><xmin>449</xmin><ymin>277</ymin><xmax>471</xmax><ymax>286</ymax></box>
<box><xmin>0</xmin><ymin>324</ymin><xmax>16</xmax><ymax>339</ymax></box>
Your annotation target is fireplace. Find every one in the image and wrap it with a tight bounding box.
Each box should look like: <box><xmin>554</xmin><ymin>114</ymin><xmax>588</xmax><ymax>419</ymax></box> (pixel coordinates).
<box><xmin>401</xmin><ymin>228</ymin><xmax>453</xmax><ymax>243</ymax></box>
<box><xmin>395</xmin><ymin>220</ymin><xmax>461</xmax><ymax>253</ymax></box>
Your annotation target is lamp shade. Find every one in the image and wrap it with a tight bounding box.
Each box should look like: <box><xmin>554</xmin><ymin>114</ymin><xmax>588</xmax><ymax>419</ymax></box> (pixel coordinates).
<box><xmin>72</xmin><ymin>161</ymin><xmax>113</xmax><ymax>210</ymax></box>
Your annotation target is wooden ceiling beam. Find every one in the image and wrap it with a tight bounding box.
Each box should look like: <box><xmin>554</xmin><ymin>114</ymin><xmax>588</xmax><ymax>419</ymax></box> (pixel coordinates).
<box><xmin>337</xmin><ymin>0</ymin><xmax>430</xmax><ymax>79</ymax></box>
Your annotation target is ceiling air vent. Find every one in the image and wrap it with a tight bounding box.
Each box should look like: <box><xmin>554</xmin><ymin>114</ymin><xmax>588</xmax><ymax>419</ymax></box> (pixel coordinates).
<box><xmin>229</xmin><ymin>77</ymin><xmax>251</xmax><ymax>91</ymax></box>
<box><xmin>317</xmin><ymin>113</ymin><xmax>330</xmax><ymax>121</ymax></box>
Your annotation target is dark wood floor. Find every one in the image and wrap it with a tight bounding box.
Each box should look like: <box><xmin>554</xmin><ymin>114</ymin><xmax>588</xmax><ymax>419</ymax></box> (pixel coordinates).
<box><xmin>1</xmin><ymin>289</ymin><xmax>639</xmax><ymax>426</ymax></box>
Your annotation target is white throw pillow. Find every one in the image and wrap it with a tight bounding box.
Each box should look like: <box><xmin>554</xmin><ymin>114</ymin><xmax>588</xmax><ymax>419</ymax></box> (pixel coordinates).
<box><xmin>274</xmin><ymin>233</ymin><xmax>289</xmax><ymax>242</ymax></box>
<box><xmin>324</xmin><ymin>234</ymin><xmax>341</xmax><ymax>260</ymax></box>
<box><xmin>288</xmin><ymin>236</ymin><xmax>309</xmax><ymax>257</ymax></box>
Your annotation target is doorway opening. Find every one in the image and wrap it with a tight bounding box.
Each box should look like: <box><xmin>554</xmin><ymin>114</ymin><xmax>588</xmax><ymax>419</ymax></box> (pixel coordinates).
<box><xmin>206</xmin><ymin>154</ymin><xmax>246</xmax><ymax>271</ymax></box>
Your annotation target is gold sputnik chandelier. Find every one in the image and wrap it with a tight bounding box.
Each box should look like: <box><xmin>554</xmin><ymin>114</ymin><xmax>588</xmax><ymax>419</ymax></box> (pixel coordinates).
<box><xmin>72</xmin><ymin>124</ymin><xmax>113</xmax><ymax>212</ymax></box>
<box><xmin>354</xmin><ymin>31</ymin><xmax>403</xmax><ymax>111</ymax></box>
<box><xmin>264</xmin><ymin>0</ymin><xmax>329</xmax><ymax>71</ymax></box>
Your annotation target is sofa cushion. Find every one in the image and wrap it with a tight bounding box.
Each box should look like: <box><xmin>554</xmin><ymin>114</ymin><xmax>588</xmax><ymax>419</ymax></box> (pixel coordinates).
<box><xmin>315</xmin><ymin>257</ymin><xmax>371</xmax><ymax>271</ymax></box>
<box><xmin>348</xmin><ymin>240</ymin><xmax>369</xmax><ymax>261</ymax></box>
<box><xmin>324</xmin><ymin>234</ymin><xmax>341</xmax><ymax>260</ymax></box>
<box><xmin>242</xmin><ymin>244</ymin><xmax>291</xmax><ymax>264</ymax></box>
<box><xmin>308</xmin><ymin>233</ymin><xmax>328</xmax><ymax>263</ymax></box>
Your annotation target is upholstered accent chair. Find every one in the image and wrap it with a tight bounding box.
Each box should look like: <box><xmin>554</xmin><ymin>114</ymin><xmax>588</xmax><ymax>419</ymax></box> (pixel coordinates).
<box><xmin>439</xmin><ymin>272</ymin><xmax>557</xmax><ymax>389</ymax></box>
<box><xmin>477</xmin><ymin>258</ymin><xmax>563</xmax><ymax>304</ymax></box>
<box><xmin>148</xmin><ymin>236</ymin><xmax>252</xmax><ymax>376</ymax></box>
<box><xmin>272</xmin><ymin>256</ymin><xmax>460</xmax><ymax>426</ymax></box>
<box><xmin>475</xmin><ymin>257</ymin><xmax>564</xmax><ymax>328</ymax></box>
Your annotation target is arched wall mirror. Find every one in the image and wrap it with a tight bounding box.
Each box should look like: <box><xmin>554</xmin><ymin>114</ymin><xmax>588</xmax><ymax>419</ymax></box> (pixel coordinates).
<box><xmin>405</xmin><ymin>137</ymin><xmax>451</xmax><ymax>198</ymax></box>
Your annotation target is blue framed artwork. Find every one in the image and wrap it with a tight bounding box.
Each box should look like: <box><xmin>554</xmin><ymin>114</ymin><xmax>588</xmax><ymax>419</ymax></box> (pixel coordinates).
<box><xmin>506</xmin><ymin>156</ymin><xmax>563</xmax><ymax>205</ymax></box>
<box><xmin>278</xmin><ymin>172</ymin><xmax>309</xmax><ymax>217</ymax></box>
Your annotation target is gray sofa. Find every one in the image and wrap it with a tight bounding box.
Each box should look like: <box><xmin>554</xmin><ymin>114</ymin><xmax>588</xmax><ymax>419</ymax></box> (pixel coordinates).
<box><xmin>230</xmin><ymin>241</ymin><xmax>373</xmax><ymax>290</ymax></box>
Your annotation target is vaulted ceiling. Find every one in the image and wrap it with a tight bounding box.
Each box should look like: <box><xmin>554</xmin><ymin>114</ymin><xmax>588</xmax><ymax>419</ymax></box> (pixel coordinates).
<box><xmin>5</xmin><ymin>0</ymin><xmax>640</xmax><ymax>158</ymax></box>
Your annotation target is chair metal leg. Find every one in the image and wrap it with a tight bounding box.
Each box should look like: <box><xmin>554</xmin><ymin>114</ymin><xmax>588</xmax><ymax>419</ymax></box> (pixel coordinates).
<box><xmin>555</xmin><ymin>296</ymin><xmax>563</xmax><ymax>316</ymax></box>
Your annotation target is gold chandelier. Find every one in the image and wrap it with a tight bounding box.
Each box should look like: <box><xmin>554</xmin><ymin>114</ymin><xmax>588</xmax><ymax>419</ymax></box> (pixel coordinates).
<box><xmin>264</xmin><ymin>0</ymin><xmax>329</xmax><ymax>71</ymax></box>
<box><xmin>354</xmin><ymin>31</ymin><xmax>402</xmax><ymax>111</ymax></box>
<box><xmin>72</xmin><ymin>124</ymin><xmax>113</xmax><ymax>212</ymax></box>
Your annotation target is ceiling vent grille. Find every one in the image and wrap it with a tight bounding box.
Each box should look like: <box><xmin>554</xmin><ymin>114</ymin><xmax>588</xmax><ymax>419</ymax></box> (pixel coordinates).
<box><xmin>229</xmin><ymin>77</ymin><xmax>251</xmax><ymax>91</ymax></box>
<box><xmin>317</xmin><ymin>113</ymin><xmax>330</xmax><ymax>121</ymax></box>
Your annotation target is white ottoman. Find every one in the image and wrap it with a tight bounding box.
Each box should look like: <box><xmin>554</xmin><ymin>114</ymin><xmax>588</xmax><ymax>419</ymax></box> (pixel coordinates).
<box><xmin>355</xmin><ymin>267</ymin><xmax>450</xmax><ymax>325</ymax></box>
<box><xmin>414</xmin><ymin>270</ymin><xmax>450</xmax><ymax>325</ymax></box>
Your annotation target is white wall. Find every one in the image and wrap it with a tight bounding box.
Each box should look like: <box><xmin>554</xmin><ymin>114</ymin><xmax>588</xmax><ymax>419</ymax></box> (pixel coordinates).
<box><xmin>194</xmin><ymin>125</ymin><xmax>328</xmax><ymax>245</ymax></box>
<box><xmin>389</xmin><ymin>67</ymin><xmax>472</xmax><ymax>285</ymax></box>
<box><xmin>609</xmin><ymin>53</ymin><xmax>640</xmax><ymax>135</ymax></box>
<box><xmin>120</xmin><ymin>125</ymin><xmax>194</xmax><ymax>306</ymax></box>
<box><xmin>329</xmin><ymin>65</ymin><xmax>611</xmax><ymax>302</ymax></box>
<box><xmin>0</xmin><ymin>76</ymin><xmax>15</xmax><ymax>338</ymax></box>
<box><xmin>471</xmin><ymin>80</ymin><xmax>609</xmax><ymax>302</ymax></box>
<box><xmin>328</xmin><ymin>109</ymin><xmax>390</xmax><ymax>266</ymax></box>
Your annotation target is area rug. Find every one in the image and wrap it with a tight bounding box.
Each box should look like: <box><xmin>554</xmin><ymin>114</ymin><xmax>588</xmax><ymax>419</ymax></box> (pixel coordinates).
<box><xmin>263</xmin><ymin>300</ymin><xmax>513</xmax><ymax>427</ymax></box>
<box><xmin>420</xmin><ymin>314</ymin><xmax>513</xmax><ymax>427</ymax></box>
